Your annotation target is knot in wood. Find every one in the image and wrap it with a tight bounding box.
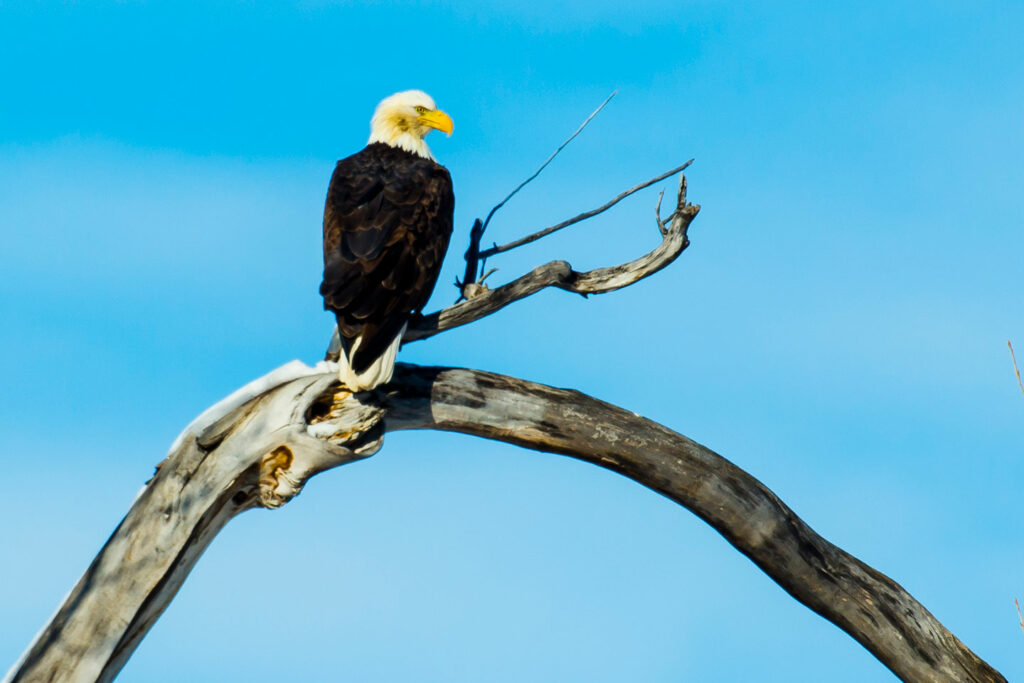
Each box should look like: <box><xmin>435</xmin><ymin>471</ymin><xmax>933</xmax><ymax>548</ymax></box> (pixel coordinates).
<box><xmin>258</xmin><ymin>445</ymin><xmax>300</xmax><ymax>509</ymax></box>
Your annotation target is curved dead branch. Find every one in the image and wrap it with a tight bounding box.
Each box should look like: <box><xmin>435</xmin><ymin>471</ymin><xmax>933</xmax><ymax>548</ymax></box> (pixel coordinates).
<box><xmin>383</xmin><ymin>366</ymin><xmax>1007</xmax><ymax>683</ymax></box>
<box><xmin>404</xmin><ymin>173</ymin><xmax>698</xmax><ymax>343</ymax></box>
<box><xmin>6</xmin><ymin>364</ymin><xmax>1006</xmax><ymax>682</ymax></box>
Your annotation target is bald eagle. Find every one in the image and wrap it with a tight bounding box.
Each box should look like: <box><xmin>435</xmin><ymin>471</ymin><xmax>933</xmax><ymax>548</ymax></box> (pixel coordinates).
<box><xmin>320</xmin><ymin>90</ymin><xmax>455</xmax><ymax>390</ymax></box>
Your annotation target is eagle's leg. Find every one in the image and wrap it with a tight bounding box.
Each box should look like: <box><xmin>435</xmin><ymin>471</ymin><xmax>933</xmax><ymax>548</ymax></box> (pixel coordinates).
<box><xmin>337</xmin><ymin>324</ymin><xmax>407</xmax><ymax>391</ymax></box>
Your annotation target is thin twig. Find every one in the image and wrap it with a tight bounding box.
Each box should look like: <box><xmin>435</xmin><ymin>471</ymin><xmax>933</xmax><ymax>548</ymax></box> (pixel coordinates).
<box><xmin>459</xmin><ymin>92</ymin><xmax>617</xmax><ymax>299</ymax></box>
<box><xmin>478</xmin><ymin>90</ymin><xmax>617</xmax><ymax>239</ymax></box>
<box><xmin>655</xmin><ymin>189</ymin><xmax>668</xmax><ymax>236</ymax></box>
<box><xmin>1009</xmin><ymin>341</ymin><xmax>1024</xmax><ymax>397</ymax></box>
<box><xmin>478</xmin><ymin>160</ymin><xmax>693</xmax><ymax>259</ymax></box>
<box><xmin>1015</xmin><ymin>598</ymin><xmax>1024</xmax><ymax>635</ymax></box>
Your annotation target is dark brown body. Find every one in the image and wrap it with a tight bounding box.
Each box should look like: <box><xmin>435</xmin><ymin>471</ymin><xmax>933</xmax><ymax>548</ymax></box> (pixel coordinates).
<box><xmin>320</xmin><ymin>142</ymin><xmax>454</xmax><ymax>372</ymax></box>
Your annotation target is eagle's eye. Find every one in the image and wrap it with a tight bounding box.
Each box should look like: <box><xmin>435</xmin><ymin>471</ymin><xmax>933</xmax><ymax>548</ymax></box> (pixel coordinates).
<box><xmin>414</xmin><ymin>105</ymin><xmax>428</xmax><ymax>114</ymax></box>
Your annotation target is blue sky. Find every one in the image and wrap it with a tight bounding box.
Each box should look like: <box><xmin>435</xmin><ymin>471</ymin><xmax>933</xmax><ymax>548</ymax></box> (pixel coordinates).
<box><xmin>2</xmin><ymin>1</ymin><xmax>1022</xmax><ymax>680</ymax></box>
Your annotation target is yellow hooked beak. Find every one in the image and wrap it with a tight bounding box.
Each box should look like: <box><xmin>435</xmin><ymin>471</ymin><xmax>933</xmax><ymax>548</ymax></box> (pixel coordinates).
<box><xmin>418</xmin><ymin>109</ymin><xmax>454</xmax><ymax>136</ymax></box>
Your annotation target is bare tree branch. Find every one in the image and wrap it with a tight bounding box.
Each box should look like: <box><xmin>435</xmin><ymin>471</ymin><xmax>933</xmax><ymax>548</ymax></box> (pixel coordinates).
<box><xmin>654</xmin><ymin>188</ymin><xmax>669</xmax><ymax>236</ymax></box>
<box><xmin>381</xmin><ymin>365</ymin><xmax>1007</xmax><ymax>683</ymax></box>
<box><xmin>460</xmin><ymin>91</ymin><xmax>617</xmax><ymax>294</ymax></box>
<box><xmin>405</xmin><ymin>173</ymin><xmax>698</xmax><ymax>343</ymax></box>
<box><xmin>476</xmin><ymin>159</ymin><xmax>693</xmax><ymax>260</ymax></box>
<box><xmin>7</xmin><ymin>363</ymin><xmax>1005</xmax><ymax>682</ymax></box>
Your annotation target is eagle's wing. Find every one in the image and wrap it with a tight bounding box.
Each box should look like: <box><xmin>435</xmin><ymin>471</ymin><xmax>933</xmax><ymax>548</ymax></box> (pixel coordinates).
<box><xmin>321</xmin><ymin>146</ymin><xmax>454</xmax><ymax>373</ymax></box>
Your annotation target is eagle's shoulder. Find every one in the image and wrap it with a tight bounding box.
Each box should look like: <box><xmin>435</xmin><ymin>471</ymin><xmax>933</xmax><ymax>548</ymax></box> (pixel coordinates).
<box><xmin>321</xmin><ymin>143</ymin><xmax>455</xmax><ymax>312</ymax></box>
<box><xmin>324</xmin><ymin>144</ymin><xmax>452</xmax><ymax>252</ymax></box>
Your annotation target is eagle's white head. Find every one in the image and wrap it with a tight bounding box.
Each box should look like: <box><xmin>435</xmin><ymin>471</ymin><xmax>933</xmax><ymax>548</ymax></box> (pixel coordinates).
<box><xmin>368</xmin><ymin>90</ymin><xmax>453</xmax><ymax>161</ymax></box>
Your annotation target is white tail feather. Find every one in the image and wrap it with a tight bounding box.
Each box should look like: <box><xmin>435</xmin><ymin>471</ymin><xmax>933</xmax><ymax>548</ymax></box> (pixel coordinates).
<box><xmin>338</xmin><ymin>323</ymin><xmax>406</xmax><ymax>391</ymax></box>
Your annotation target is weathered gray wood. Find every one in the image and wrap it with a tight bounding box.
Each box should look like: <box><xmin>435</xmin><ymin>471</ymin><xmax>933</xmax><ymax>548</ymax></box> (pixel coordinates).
<box><xmin>6</xmin><ymin>369</ymin><xmax>384</xmax><ymax>683</ymax></box>
<box><xmin>381</xmin><ymin>365</ymin><xmax>1007</xmax><ymax>683</ymax></box>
